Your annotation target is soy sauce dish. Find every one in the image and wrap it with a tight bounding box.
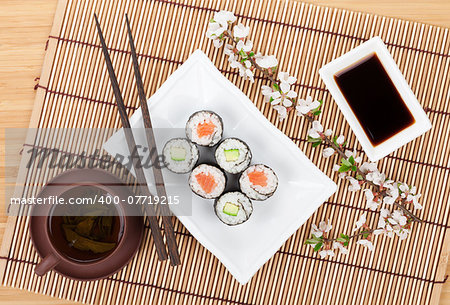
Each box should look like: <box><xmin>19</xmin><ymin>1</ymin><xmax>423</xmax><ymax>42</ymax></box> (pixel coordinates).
<box><xmin>319</xmin><ymin>36</ymin><xmax>431</xmax><ymax>161</ymax></box>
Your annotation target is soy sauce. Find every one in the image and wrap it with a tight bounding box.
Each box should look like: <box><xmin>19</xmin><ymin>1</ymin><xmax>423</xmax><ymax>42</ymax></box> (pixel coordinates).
<box><xmin>334</xmin><ymin>53</ymin><xmax>415</xmax><ymax>146</ymax></box>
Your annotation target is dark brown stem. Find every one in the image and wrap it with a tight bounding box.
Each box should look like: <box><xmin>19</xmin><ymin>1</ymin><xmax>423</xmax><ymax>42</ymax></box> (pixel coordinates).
<box><xmin>222</xmin><ymin>30</ymin><xmax>422</xmax><ymax>225</ymax></box>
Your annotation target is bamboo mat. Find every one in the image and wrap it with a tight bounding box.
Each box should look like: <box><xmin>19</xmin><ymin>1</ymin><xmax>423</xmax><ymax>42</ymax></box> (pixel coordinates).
<box><xmin>1</xmin><ymin>0</ymin><xmax>450</xmax><ymax>304</ymax></box>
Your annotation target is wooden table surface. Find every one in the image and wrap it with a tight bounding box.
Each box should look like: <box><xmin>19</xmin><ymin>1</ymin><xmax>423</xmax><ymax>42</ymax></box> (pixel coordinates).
<box><xmin>0</xmin><ymin>0</ymin><xmax>449</xmax><ymax>304</ymax></box>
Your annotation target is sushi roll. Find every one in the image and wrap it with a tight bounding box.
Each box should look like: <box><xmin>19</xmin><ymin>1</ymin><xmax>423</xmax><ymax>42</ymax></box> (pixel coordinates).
<box><xmin>215</xmin><ymin>138</ymin><xmax>252</xmax><ymax>174</ymax></box>
<box><xmin>189</xmin><ymin>164</ymin><xmax>226</xmax><ymax>199</ymax></box>
<box><xmin>214</xmin><ymin>192</ymin><xmax>253</xmax><ymax>226</ymax></box>
<box><xmin>185</xmin><ymin>110</ymin><xmax>223</xmax><ymax>146</ymax></box>
<box><xmin>239</xmin><ymin>164</ymin><xmax>278</xmax><ymax>201</ymax></box>
<box><xmin>163</xmin><ymin>138</ymin><xmax>199</xmax><ymax>174</ymax></box>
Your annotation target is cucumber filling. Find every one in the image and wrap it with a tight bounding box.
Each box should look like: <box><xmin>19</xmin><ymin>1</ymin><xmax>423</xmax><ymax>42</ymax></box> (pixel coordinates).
<box><xmin>170</xmin><ymin>147</ymin><xmax>186</xmax><ymax>161</ymax></box>
<box><xmin>223</xmin><ymin>202</ymin><xmax>239</xmax><ymax>216</ymax></box>
<box><xmin>224</xmin><ymin>149</ymin><xmax>240</xmax><ymax>162</ymax></box>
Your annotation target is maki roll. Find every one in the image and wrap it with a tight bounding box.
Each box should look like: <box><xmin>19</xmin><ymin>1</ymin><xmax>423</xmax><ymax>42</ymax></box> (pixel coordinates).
<box><xmin>239</xmin><ymin>164</ymin><xmax>278</xmax><ymax>201</ymax></box>
<box><xmin>215</xmin><ymin>138</ymin><xmax>252</xmax><ymax>174</ymax></box>
<box><xmin>186</xmin><ymin>110</ymin><xmax>223</xmax><ymax>146</ymax></box>
<box><xmin>163</xmin><ymin>138</ymin><xmax>199</xmax><ymax>174</ymax></box>
<box><xmin>189</xmin><ymin>164</ymin><xmax>226</xmax><ymax>199</ymax></box>
<box><xmin>214</xmin><ymin>192</ymin><xmax>253</xmax><ymax>226</ymax></box>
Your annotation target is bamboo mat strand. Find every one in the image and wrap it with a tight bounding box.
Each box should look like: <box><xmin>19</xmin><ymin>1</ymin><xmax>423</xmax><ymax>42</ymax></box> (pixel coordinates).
<box><xmin>1</xmin><ymin>0</ymin><xmax>449</xmax><ymax>304</ymax></box>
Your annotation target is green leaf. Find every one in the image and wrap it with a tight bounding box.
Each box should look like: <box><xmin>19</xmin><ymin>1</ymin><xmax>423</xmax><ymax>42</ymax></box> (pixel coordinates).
<box><xmin>248</xmin><ymin>51</ymin><xmax>255</xmax><ymax>57</ymax></box>
<box><xmin>356</xmin><ymin>174</ymin><xmax>363</xmax><ymax>180</ymax></box>
<box><xmin>351</xmin><ymin>165</ymin><xmax>357</xmax><ymax>172</ymax></box>
<box><xmin>362</xmin><ymin>232</ymin><xmax>370</xmax><ymax>239</ymax></box>
<box><xmin>312</xmin><ymin>141</ymin><xmax>322</xmax><ymax>148</ymax></box>
<box><xmin>335</xmin><ymin>234</ymin><xmax>350</xmax><ymax>247</ymax></box>
<box><xmin>307</xmin><ymin>136</ymin><xmax>322</xmax><ymax>143</ymax></box>
<box><xmin>341</xmin><ymin>158</ymin><xmax>352</xmax><ymax>167</ymax></box>
<box><xmin>272</xmin><ymin>83</ymin><xmax>280</xmax><ymax>91</ymax></box>
<box><xmin>348</xmin><ymin>156</ymin><xmax>355</xmax><ymax>165</ymax></box>
<box><xmin>269</xmin><ymin>96</ymin><xmax>274</xmax><ymax>103</ymax></box>
<box><xmin>336</xmin><ymin>237</ymin><xmax>346</xmax><ymax>243</ymax></box>
<box><xmin>312</xmin><ymin>110</ymin><xmax>322</xmax><ymax>116</ymax></box>
<box><xmin>305</xmin><ymin>238</ymin><xmax>317</xmax><ymax>245</ymax></box>
<box><xmin>338</xmin><ymin>165</ymin><xmax>350</xmax><ymax>172</ymax></box>
<box><xmin>313</xmin><ymin>242</ymin><xmax>323</xmax><ymax>252</ymax></box>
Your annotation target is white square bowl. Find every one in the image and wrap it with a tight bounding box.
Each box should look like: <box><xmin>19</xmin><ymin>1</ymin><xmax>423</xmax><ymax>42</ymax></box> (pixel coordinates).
<box><xmin>104</xmin><ymin>50</ymin><xmax>337</xmax><ymax>284</ymax></box>
<box><xmin>319</xmin><ymin>36</ymin><xmax>431</xmax><ymax>161</ymax></box>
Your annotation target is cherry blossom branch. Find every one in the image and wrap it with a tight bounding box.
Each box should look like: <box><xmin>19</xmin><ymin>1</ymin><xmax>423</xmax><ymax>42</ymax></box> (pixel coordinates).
<box><xmin>206</xmin><ymin>11</ymin><xmax>423</xmax><ymax>257</ymax></box>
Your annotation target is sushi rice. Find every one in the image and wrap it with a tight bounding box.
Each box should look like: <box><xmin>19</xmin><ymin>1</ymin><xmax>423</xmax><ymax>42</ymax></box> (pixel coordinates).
<box><xmin>163</xmin><ymin>138</ymin><xmax>199</xmax><ymax>174</ymax></box>
<box><xmin>214</xmin><ymin>192</ymin><xmax>253</xmax><ymax>226</ymax></box>
<box><xmin>185</xmin><ymin>110</ymin><xmax>223</xmax><ymax>146</ymax></box>
<box><xmin>215</xmin><ymin>138</ymin><xmax>252</xmax><ymax>174</ymax></box>
<box><xmin>239</xmin><ymin>164</ymin><xmax>278</xmax><ymax>201</ymax></box>
<box><xmin>189</xmin><ymin>164</ymin><xmax>226</xmax><ymax>199</ymax></box>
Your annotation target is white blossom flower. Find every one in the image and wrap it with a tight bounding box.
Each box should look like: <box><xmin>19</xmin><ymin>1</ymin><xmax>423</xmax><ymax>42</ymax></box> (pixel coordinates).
<box><xmin>213</xmin><ymin>39</ymin><xmax>224</xmax><ymax>48</ymax></box>
<box><xmin>378</xmin><ymin>208</ymin><xmax>390</xmax><ymax>228</ymax></box>
<box><xmin>364</xmin><ymin>189</ymin><xmax>379</xmax><ymax>211</ymax></box>
<box><xmin>353</xmin><ymin>213</ymin><xmax>366</xmax><ymax>232</ymax></box>
<box><xmin>324</xmin><ymin>129</ymin><xmax>333</xmax><ymax>137</ymax></box>
<box><xmin>383</xmin><ymin>183</ymin><xmax>399</xmax><ymax>205</ymax></box>
<box><xmin>261</xmin><ymin>85</ymin><xmax>274</xmax><ymax>102</ymax></box>
<box><xmin>223</xmin><ymin>44</ymin><xmax>235</xmax><ymax>56</ymax></box>
<box><xmin>255</xmin><ymin>55</ymin><xmax>278</xmax><ymax>69</ymax></box>
<box><xmin>366</xmin><ymin>170</ymin><xmax>386</xmax><ymax>186</ymax></box>
<box><xmin>345</xmin><ymin>149</ymin><xmax>362</xmax><ymax>164</ymax></box>
<box><xmin>236</xmin><ymin>40</ymin><xmax>253</xmax><ymax>52</ymax></box>
<box><xmin>308</xmin><ymin>121</ymin><xmax>324</xmax><ymax>138</ymax></box>
<box><xmin>273</xmin><ymin>105</ymin><xmax>287</xmax><ymax>121</ymax></box>
<box><xmin>296</xmin><ymin>96</ymin><xmax>321</xmax><ymax>116</ymax></box>
<box><xmin>311</xmin><ymin>220</ymin><xmax>332</xmax><ymax>238</ymax></box>
<box><xmin>333</xmin><ymin>241</ymin><xmax>349</xmax><ymax>255</ymax></box>
<box><xmin>270</xmin><ymin>82</ymin><xmax>297</xmax><ymax>107</ymax></box>
<box><xmin>375</xmin><ymin>209</ymin><xmax>395</xmax><ymax>238</ymax></box>
<box><xmin>396</xmin><ymin>228</ymin><xmax>410</xmax><ymax>240</ymax></box>
<box><xmin>389</xmin><ymin>210</ymin><xmax>407</xmax><ymax>226</ymax></box>
<box><xmin>278</xmin><ymin>71</ymin><xmax>297</xmax><ymax>84</ymax></box>
<box><xmin>322</xmin><ymin>147</ymin><xmax>335</xmax><ymax>158</ymax></box>
<box><xmin>319</xmin><ymin>249</ymin><xmax>335</xmax><ymax>258</ymax></box>
<box><xmin>410</xmin><ymin>194</ymin><xmax>423</xmax><ymax>210</ymax></box>
<box><xmin>336</xmin><ymin>135</ymin><xmax>345</xmax><ymax>145</ymax></box>
<box><xmin>374</xmin><ymin>226</ymin><xmax>395</xmax><ymax>238</ymax></box>
<box><xmin>213</xmin><ymin>10</ymin><xmax>237</xmax><ymax>27</ymax></box>
<box><xmin>233</xmin><ymin>23</ymin><xmax>250</xmax><ymax>38</ymax></box>
<box><xmin>399</xmin><ymin>183</ymin><xmax>422</xmax><ymax>210</ymax></box>
<box><xmin>357</xmin><ymin>239</ymin><xmax>374</xmax><ymax>251</ymax></box>
<box><xmin>398</xmin><ymin>183</ymin><xmax>409</xmax><ymax>197</ymax></box>
<box><xmin>346</xmin><ymin>176</ymin><xmax>361</xmax><ymax>192</ymax></box>
<box><xmin>360</xmin><ymin>162</ymin><xmax>378</xmax><ymax>173</ymax></box>
<box><xmin>206</xmin><ymin>22</ymin><xmax>227</xmax><ymax>47</ymax></box>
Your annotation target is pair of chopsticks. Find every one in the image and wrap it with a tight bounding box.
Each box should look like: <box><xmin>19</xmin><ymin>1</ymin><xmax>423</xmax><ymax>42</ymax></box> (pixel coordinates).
<box><xmin>94</xmin><ymin>13</ymin><xmax>180</xmax><ymax>265</ymax></box>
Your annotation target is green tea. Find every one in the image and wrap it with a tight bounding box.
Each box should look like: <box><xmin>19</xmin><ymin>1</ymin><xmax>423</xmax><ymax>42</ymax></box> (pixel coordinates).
<box><xmin>48</xmin><ymin>186</ymin><xmax>124</xmax><ymax>263</ymax></box>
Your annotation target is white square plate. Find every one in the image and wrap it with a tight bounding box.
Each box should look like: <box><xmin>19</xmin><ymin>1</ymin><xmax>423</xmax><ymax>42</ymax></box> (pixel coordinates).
<box><xmin>319</xmin><ymin>37</ymin><xmax>431</xmax><ymax>161</ymax></box>
<box><xmin>104</xmin><ymin>50</ymin><xmax>337</xmax><ymax>284</ymax></box>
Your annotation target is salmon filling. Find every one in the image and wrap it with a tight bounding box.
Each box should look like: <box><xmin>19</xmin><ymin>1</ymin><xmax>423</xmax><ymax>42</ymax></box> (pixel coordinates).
<box><xmin>196</xmin><ymin>121</ymin><xmax>216</xmax><ymax>138</ymax></box>
<box><xmin>195</xmin><ymin>172</ymin><xmax>217</xmax><ymax>194</ymax></box>
<box><xmin>247</xmin><ymin>170</ymin><xmax>268</xmax><ymax>187</ymax></box>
